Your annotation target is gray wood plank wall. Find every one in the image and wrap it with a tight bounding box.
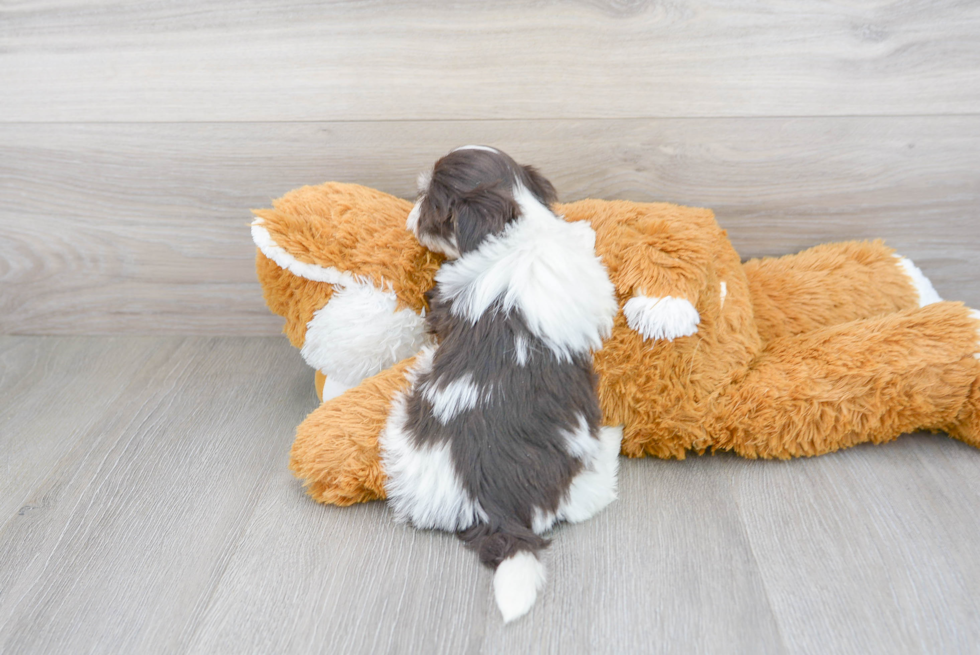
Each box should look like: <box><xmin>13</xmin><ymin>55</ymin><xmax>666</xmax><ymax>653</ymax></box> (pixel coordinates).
<box><xmin>1</xmin><ymin>1</ymin><xmax>978</xmax><ymax>335</ymax></box>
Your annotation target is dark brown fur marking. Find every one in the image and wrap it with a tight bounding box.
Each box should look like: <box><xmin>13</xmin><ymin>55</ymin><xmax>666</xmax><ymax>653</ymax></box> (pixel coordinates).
<box><xmin>411</xmin><ymin>147</ymin><xmax>601</xmax><ymax>569</ymax></box>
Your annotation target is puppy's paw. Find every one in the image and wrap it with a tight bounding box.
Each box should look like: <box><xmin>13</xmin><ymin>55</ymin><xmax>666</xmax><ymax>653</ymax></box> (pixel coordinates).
<box><xmin>623</xmin><ymin>295</ymin><xmax>700</xmax><ymax>342</ymax></box>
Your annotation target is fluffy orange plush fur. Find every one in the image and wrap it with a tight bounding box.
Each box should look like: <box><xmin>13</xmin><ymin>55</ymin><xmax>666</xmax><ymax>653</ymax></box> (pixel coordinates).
<box><xmin>255</xmin><ymin>182</ymin><xmax>980</xmax><ymax>506</ymax></box>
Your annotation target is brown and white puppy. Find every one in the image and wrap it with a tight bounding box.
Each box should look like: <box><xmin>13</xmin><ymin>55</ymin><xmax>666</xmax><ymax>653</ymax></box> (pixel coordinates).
<box><xmin>380</xmin><ymin>146</ymin><xmax>622</xmax><ymax>622</ymax></box>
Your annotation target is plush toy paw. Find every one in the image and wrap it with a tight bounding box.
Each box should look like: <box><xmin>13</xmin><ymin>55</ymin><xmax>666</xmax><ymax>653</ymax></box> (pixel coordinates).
<box><xmin>314</xmin><ymin>370</ymin><xmax>352</xmax><ymax>402</ymax></box>
<box><xmin>321</xmin><ymin>376</ymin><xmax>353</xmax><ymax>401</ymax></box>
<box><xmin>895</xmin><ymin>255</ymin><xmax>943</xmax><ymax>307</ymax></box>
<box><xmin>623</xmin><ymin>295</ymin><xmax>700</xmax><ymax>342</ymax></box>
<box><xmin>301</xmin><ymin>283</ymin><xmax>431</xmax><ymax>387</ymax></box>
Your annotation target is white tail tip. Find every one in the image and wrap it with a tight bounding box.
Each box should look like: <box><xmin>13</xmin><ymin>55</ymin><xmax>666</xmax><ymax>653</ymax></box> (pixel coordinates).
<box><xmin>493</xmin><ymin>551</ymin><xmax>546</xmax><ymax>623</ymax></box>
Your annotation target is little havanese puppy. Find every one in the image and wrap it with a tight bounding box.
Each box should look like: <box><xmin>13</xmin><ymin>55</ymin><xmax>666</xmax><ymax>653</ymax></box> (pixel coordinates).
<box><xmin>380</xmin><ymin>145</ymin><xmax>623</xmax><ymax>622</ymax></box>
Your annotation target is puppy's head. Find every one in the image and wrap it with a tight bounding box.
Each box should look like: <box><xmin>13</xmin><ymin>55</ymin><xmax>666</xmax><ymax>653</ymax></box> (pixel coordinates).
<box><xmin>407</xmin><ymin>146</ymin><xmax>557</xmax><ymax>258</ymax></box>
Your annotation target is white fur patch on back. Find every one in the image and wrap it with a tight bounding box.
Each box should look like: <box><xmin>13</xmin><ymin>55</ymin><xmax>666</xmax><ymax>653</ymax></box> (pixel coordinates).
<box><xmin>380</xmin><ymin>347</ymin><xmax>487</xmax><ymax>532</ymax></box>
<box><xmin>895</xmin><ymin>255</ymin><xmax>942</xmax><ymax>307</ymax></box>
<box><xmin>422</xmin><ymin>373</ymin><xmax>485</xmax><ymax>424</ymax></box>
<box><xmin>624</xmin><ymin>295</ymin><xmax>701</xmax><ymax>342</ymax></box>
<box><xmin>720</xmin><ymin>281</ymin><xmax>728</xmax><ymax>309</ymax></box>
<box><xmin>562</xmin><ymin>415</ymin><xmax>601</xmax><ymax>462</ymax></box>
<box><xmin>302</xmin><ymin>282</ymin><xmax>430</xmax><ymax>387</ymax></box>
<box><xmin>558</xmin><ymin>425</ymin><xmax>622</xmax><ymax>524</ymax></box>
<box><xmin>493</xmin><ymin>551</ymin><xmax>546</xmax><ymax>623</ymax></box>
<box><xmin>514</xmin><ymin>335</ymin><xmax>529</xmax><ymax>366</ymax></box>
<box><xmin>434</xmin><ymin>186</ymin><xmax>618</xmax><ymax>360</ymax></box>
<box><xmin>531</xmin><ymin>506</ymin><xmax>557</xmax><ymax>535</ymax></box>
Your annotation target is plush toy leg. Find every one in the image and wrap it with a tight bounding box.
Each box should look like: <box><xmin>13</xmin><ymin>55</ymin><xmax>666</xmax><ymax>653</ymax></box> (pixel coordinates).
<box><xmin>291</xmin><ymin>356</ymin><xmax>417</xmax><ymax>505</ymax></box>
<box><xmin>947</xmin><ymin>309</ymin><xmax>980</xmax><ymax>447</ymax></box>
<box><xmin>743</xmin><ymin>240</ymin><xmax>931</xmax><ymax>343</ymax></box>
<box><xmin>709</xmin><ymin>302</ymin><xmax>980</xmax><ymax>458</ymax></box>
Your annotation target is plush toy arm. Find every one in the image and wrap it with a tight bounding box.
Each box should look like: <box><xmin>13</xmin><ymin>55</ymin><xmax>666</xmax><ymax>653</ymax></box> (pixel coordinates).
<box><xmin>622</xmin><ymin>295</ymin><xmax>701</xmax><ymax>342</ymax></box>
<box><xmin>301</xmin><ymin>282</ymin><xmax>431</xmax><ymax>388</ymax></box>
<box><xmin>707</xmin><ymin>302</ymin><xmax>980</xmax><ymax>457</ymax></box>
<box><xmin>616</xmin><ymin>241</ymin><xmax>705</xmax><ymax>342</ymax></box>
<box><xmin>742</xmin><ymin>240</ymin><xmax>932</xmax><ymax>343</ymax></box>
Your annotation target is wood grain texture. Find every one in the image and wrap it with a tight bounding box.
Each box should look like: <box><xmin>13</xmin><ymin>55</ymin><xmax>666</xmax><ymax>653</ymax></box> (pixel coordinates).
<box><xmin>3</xmin><ymin>0</ymin><xmax>978</xmax><ymax>649</ymax></box>
<box><xmin>0</xmin><ymin>336</ymin><xmax>317</xmax><ymax>654</ymax></box>
<box><xmin>731</xmin><ymin>438</ymin><xmax>980</xmax><ymax>653</ymax></box>
<box><xmin>187</xmin><ymin>453</ymin><xmax>784</xmax><ymax>655</ymax></box>
<box><xmin>2</xmin><ymin>0</ymin><xmax>980</xmax><ymax>121</ymax></box>
<box><xmin>0</xmin><ymin>337</ymin><xmax>166</xmax><ymax>521</ymax></box>
<box><xmin>2</xmin><ymin>117</ymin><xmax>978</xmax><ymax>335</ymax></box>
<box><xmin>2</xmin><ymin>337</ymin><xmax>980</xmax><ymax>653</ymax></box>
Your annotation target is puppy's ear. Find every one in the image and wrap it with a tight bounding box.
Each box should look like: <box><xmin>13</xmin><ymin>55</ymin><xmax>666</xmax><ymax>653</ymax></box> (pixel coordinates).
<box><xmin>414</xmin><ymin>179</ymin><xmax>456</xmax><ymax>245</ymax></box>
<box><xmin>521</xmin><ymin>165</ymin><xmax>558</xmax><ymax>206</ymax></box>
<box><xmin>454</xmin><ymin>185</ymin><xmax>520</xmax><ymax>254</ymax></box>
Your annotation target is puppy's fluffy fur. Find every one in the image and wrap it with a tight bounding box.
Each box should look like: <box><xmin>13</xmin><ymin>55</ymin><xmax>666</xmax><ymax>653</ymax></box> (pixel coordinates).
<box><xmin>381</xmin><ymin>146</ymin><xmax>622</xmax><ymax>622</ymax></box>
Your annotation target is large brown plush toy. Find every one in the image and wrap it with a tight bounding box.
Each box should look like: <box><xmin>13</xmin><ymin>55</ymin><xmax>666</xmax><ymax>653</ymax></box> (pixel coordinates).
<box><xmin>252</xmin><ymin>181</ymin><xmax>980</xmax><ymax>507</ymax></box>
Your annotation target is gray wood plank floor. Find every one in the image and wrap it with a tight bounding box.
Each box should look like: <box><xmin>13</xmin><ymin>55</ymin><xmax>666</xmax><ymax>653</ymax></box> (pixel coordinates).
<box><xmin>2</xmin><ymin>336</ymin><xmax>980</xmax><ymax>654</ymax></box>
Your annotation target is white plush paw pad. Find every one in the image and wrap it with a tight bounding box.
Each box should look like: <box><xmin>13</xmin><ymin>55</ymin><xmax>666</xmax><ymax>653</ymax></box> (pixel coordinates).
<box><xmin>623</xmin><ymin>295</ymin><xmax>700</xmax><ymax>342</ymax></box>
<box><xmin>319</xmin><ymin>376</ymin><xmax>352</xmax><ymax>402</ymax></box>
<box><xmin>494</xmin><ymin>552</ymin><xmax>546</xmax><ymax>623</ymax></box>
<box><xmin>896</xmin><ymin>256</ymin><xmax>943</xmax><ymax>307</ymax></box>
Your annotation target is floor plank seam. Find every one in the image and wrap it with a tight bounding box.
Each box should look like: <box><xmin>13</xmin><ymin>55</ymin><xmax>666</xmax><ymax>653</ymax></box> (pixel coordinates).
<box><xmin>181</xmin><ymin>469</ymin><xmax>279</xmax><ymax>653</ymax></box>
<box><xmin>0</xmin><ymin>342</ymin><xmax>197</xmax><ymax>627</ymax></box>
<box><xmin>727</xmin><ymin>469</ymin><xmax>791</xmax><ymax>655</ymax></box>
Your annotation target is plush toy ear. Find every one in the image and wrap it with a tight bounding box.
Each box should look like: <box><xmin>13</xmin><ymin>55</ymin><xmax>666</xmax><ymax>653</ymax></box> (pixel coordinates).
<box><xmin>521</xmin><ymin>165</ymin><xmax>558</xmax><ymax>206</ymax></box>
<box><xmin>454</xmin><ymin>185</ymin><xmax>520</xmax><ymax>254</ymax></box>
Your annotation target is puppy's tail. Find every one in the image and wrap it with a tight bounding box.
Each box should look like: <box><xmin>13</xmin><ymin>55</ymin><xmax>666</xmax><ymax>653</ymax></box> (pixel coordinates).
<box><xmin>459</xmin><ymin>523</ymin><xmax>549</xmax><ymax>623</ymax></box>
